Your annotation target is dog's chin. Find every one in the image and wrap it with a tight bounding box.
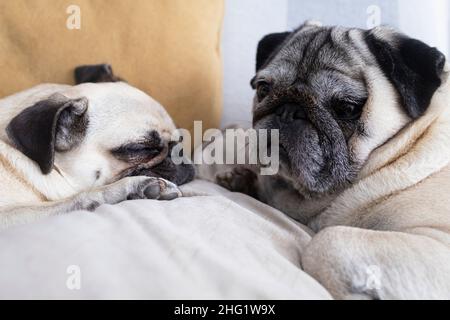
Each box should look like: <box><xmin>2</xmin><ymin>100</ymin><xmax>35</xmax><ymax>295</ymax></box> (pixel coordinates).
<box><xmin>277</xmin><ymin>145</ymin><xmax>355</xmax><ymax>198</ymax></box>
<box><xmin>255</xmin><ymin>115</ymin><xmax>355</xmax><ymax>196</ymax></box>
<box><xmin>277</xmin><ymin>158</ymin><xmax>321</xmax><ymax>198</ymax></box>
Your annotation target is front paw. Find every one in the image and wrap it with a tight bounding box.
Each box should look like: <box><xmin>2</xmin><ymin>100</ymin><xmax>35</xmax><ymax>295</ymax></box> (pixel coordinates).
<box><xmin>81</xmin><ymin>177</ymin><xmax>182</xmax><ymax>211</ymax></box>
<box><xmin>92</xmin><ymin>176</ymin><xmax>182</xmax><ymax>207</ymax></box>
<box><xmin>124</xmin><ymin>176</ymin><xmax>182</xmax><ymax>201</ymax></box>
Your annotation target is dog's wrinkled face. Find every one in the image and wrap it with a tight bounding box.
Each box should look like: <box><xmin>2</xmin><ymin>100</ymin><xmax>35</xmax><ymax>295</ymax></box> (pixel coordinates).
<box><xmin>6</xmin><ymin>82</ymin><xmax>194</xmax><ymax>190</ymax></box>
<box><xmin>252</xmin><ymin>23</ymin><xmax>446</xmax><ymax>197</ymax></box>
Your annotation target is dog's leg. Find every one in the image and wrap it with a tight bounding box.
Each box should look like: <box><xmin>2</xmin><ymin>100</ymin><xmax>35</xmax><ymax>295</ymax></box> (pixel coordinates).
<box><xmin>215</xmin><ymin>167</ymin><xmax>260</xmax><ymax>199</ymax></box>
<box><xmin>302</xmin><ymin>226</ymin><xmax>450</xmax><ymax>299</ymax></box>
<box><xmin>216</xmin><ymin>168</ymin><xmax>320</xmax><ymax>224</ymax></box>
<box><xmin>0</xmin><ymin>176</ymin><xmax>181</xmax><ymax>229</ymax></box>
<box><xmin>74</xmin><ymin>64</ymin><xmax>123</xmax><ymax>84</ymax></box>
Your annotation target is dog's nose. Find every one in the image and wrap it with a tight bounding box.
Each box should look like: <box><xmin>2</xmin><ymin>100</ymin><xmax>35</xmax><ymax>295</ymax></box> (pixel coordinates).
<box><xmin>276</xmin><ymin>103</ymin><xmax>307</xmax><ymax>123</ymax></box>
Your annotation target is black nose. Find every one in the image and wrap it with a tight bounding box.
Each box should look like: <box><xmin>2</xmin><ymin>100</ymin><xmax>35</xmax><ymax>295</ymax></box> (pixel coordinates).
<box><xmin>276</xmin><ymin>103</ymin><xmax>307</xmax><ymax>123</ymax></box>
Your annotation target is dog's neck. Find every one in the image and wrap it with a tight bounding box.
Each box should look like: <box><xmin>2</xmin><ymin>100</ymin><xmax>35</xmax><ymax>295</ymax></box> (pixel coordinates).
<box><xmin>359</xmin><ymin>88</ymin><xmax>450</xmax><ymax>179</ymax></box>
<box><xmin>0</xmin><ymin>139</ymin><xmax>81</xmax><ymax>202</ymax></box>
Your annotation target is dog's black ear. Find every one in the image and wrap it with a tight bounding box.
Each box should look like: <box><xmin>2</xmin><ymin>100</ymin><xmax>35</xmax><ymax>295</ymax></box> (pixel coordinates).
<box><xmin>256</xmin><ymin>32</ymin><xmax>291</xmax><ymax>71</ymax></box>
<box><xmin>74</xmin><ymin>64</ymin><xmax>123</xmax><ymax>84</ymax></box>
<box><xmin>6</xmin><ymin>94</ymin><xmax>89</xmax><ymax>174</ymax></box>
<box><xmin>366</xmin><ymin>30</ymin><xmax>446</xmax><ymax>119</ymax></box>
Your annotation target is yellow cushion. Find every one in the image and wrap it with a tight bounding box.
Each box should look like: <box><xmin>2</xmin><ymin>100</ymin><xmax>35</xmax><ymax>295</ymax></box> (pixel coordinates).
<box><xmin>0</xmin><ymin>0</ymin><xmax>223</xmax><ymax>134</ymax></box>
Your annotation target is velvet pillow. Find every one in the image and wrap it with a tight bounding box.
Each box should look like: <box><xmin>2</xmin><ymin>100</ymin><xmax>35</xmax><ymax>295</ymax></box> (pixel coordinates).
<box><xmin>0</xmin><ymin>0</ymin><xmax>223</xmax><ymax>134</ymax></box>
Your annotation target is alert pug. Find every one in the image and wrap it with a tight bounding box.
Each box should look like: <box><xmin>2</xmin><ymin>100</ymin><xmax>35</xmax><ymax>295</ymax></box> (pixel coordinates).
<box><xmin>213</xmin><ymin>22</ymin><xmax>450</xmax><ymax>299</ymax></box>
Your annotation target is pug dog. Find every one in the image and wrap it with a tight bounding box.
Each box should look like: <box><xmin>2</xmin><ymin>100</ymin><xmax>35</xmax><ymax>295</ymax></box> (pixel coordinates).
<box><xmin>0</xmin><ymin>65</ymin><xmax>194</xmax><ymax>229</ymax></box>
<box><xmin>215</xmin><ymin>22</ymin><xmax>450</xmax><ymax>299</ymax></box>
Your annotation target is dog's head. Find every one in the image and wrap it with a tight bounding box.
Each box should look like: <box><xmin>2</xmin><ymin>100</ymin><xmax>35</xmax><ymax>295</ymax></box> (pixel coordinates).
<box><xmin>252</xmin><ymin>22</ymin><xmax>446</xmax><ymax>197</ymax></box>
<box><xmin>6</xmin><ymin>82</ymin><xmax>194</xmax><ymax>189</ymax></box>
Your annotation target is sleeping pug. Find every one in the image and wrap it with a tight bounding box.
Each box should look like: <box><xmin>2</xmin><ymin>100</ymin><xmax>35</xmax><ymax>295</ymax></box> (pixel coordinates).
<box><xmin>216</xmin><ymin>23</ymin><xmax>450</xmax><ymax>299</ymax></box>
<box><xmin>0</xmin><ymin>65</ymin><xmax>194</xmax><ymax>228</ymax></box>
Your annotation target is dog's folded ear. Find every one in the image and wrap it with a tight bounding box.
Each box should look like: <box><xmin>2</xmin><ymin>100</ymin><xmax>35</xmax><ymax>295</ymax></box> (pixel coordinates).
<box><xmin>74</xmin><ymin>64</ymin><xmax>122</xmax><ymax>84</ymax></box>
<box><xmin>366</xmin><ymin>28</ymin><xmax>446</xmax><ymax>119</ymax></box>
<box><xmin>6</xmin><ymin>94</ymin><xmax>89</xmax><ymax>174</ymax></box>
<box><xmin>256</xmin><ymin>32</ymin><xmax>292</xmax><ymax>71</ymax></box>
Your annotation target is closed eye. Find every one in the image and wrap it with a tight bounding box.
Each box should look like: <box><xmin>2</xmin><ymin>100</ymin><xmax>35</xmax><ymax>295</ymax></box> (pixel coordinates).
<box><xmin>111</xmin><ymin>143</ymin><xmax>163</xmax><ymax>163</ymax></box>
<box><xmin>124</xmin><ymin>144</ymin><xmax>154</xmax><ymax>153</ymax></box>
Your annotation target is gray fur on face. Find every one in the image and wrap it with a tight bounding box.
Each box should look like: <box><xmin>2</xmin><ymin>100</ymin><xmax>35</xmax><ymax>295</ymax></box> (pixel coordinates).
<box><xmin>253</xmin><ymin>25</ymin><xmax>371</xmax><ymax>196</ymax></box>
<box><xmin>252</xmin><ymin>23</ymin><xmax>445</xmax><ymax>197</ymax></box>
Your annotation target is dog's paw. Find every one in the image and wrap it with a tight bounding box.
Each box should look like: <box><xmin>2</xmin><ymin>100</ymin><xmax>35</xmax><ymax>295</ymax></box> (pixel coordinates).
<box><xmin>216</xmin><ymin>167</ymin><xmax>258</xmax><ymax>196</ymax></box>
<box><xmin>126</xmin><ymin>176</ymin><xmax>182</xmax><ymax>201</ymax></box>
<box><xmin>123</xmin><ymin>176</ymin><xmax>182</xmax><ymax>201</ymax></box>
<box><xmin>88</xmin><ymin>176</ymin><xmax>182</xmax><ymax>209</ymax></box>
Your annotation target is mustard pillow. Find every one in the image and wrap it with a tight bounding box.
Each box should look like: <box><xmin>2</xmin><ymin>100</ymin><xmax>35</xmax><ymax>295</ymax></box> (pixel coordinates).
<box><xmin>0</xmin><ymin>0</ymin><xmax>223</xmax><ymax>134</ymax></box>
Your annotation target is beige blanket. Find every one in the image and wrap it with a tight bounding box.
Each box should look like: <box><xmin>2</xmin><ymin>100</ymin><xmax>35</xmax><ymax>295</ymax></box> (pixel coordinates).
<box><xmin>0</xmin><ymin>180</ymin><xmax>330</xmax><ymax>299</ymax></box>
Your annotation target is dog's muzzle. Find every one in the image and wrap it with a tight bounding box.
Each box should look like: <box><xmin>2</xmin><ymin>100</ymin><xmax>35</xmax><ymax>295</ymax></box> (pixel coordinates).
<box><xmin>116</xmin><ymin>142</ymin><xmax>195</xmax><ymax>185</ymax></box>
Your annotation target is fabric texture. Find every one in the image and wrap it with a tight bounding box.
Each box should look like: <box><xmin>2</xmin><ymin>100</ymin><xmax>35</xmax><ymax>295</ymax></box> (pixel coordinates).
<box><xmin>0</xmin><ymin>180</ymin><xmax>331</xmax><ymax>299</ymax></box>
<box><xmin>0</xmin><ymin>0</ymin><xmax>223</xmax><ymax>134</ymax></box>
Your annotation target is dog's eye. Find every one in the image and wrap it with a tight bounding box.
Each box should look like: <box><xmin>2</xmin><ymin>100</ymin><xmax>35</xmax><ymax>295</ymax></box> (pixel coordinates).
<box><xmin>111</xmin><ymin>143</ymin><xmax>162</xmax><ymax>162</ymax></box>
<box><xmin>125</xmin><ymin>144</ymin><xmax>151</xmax><ymax>153</ymax></box>
<box><xmin>333</xmin><ymin>101</ymin><xmax>363</xmax><ymax>120</ymax></box>
<box><xmin>256</xmin><ymin>82</ymin><xmax>271</xmax><ymax>101</ymax></box>
<box><xmin>124</xmin><ymin>144</ymin><xmax>161</xmax><ymax>157</ymax></box>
